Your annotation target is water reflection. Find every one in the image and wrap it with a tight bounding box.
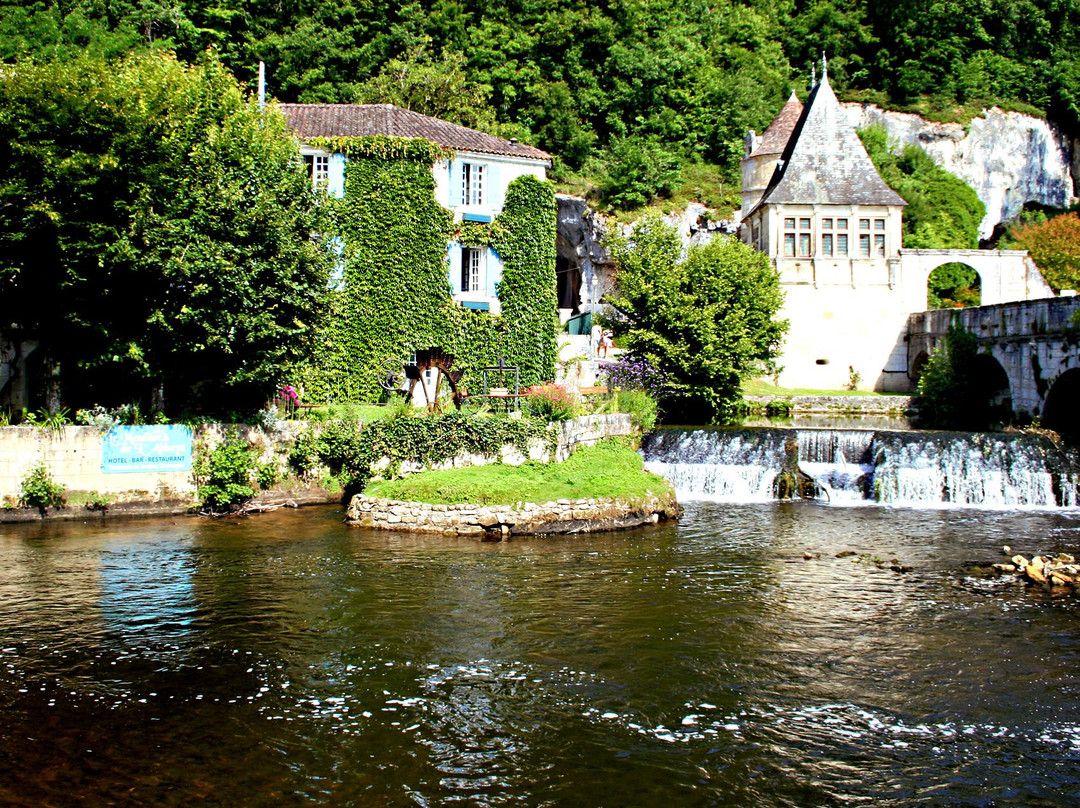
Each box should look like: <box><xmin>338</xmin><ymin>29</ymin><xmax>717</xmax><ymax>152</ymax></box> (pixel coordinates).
<box><xmin>1</xmin><ymin>505</ymin><xmax>1079</xmax><ymax>805</ymax></box>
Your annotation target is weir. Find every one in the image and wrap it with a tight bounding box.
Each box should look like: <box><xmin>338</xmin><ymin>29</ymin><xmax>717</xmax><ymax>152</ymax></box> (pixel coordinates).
<box><xmin>641</xmin><ymin>427</ymin><xmax>1080</xmax><ymax>508</ymax></box>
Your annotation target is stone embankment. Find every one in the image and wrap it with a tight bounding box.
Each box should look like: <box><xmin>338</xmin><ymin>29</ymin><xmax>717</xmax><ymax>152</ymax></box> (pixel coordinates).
<box><xmin>744</xmin><ymin>395</ymin><xmax>916</xmax><ymax>414</ymax></box>
<box><xmin>346</xmin><ymin>490</ymin><xmax>681</xmax><ymax>539</ymax></box>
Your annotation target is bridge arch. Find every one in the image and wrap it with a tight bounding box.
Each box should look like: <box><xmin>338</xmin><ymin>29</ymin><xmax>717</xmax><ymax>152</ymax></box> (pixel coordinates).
<box><xmin>971</xmin><ymin>353</ymin><xmax>1013</xmax><ymax>421</ymax></box>
<box><xmin>1043</xmin><ymin>368</ymin><xmax>1080</xmax><ymax>438</ymax></box>
<box><xmin>926</xmin><ymin>262</ymin><xmax>981</xmax><ymax>309</ymax></box>
<box><xmin>899</xmin><ymin>249</ymin><xmax>1053</xmax><ymax>307</ymax></box>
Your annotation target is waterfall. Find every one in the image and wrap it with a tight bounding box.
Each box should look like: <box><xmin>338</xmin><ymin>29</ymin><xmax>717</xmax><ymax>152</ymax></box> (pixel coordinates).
<box><xmin>641</xmin><ymin>428</ymin><xmax>1080</xmax><ymax>509</ymax></box>
<box><xmin>639</xmin><ymin>428</ymin><xmax>789</xmax><ymax>503</ymax></box>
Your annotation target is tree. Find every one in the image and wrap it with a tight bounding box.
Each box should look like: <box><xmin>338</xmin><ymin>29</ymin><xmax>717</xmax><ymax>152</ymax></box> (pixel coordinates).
<box><xmin>1004</xmin><ymin>212</ymin><xmax>1080</xmax><ymax>292</ymax></box>
<box><xmin>607</xmin><ymin>217</ymin><xmax>787</xmax><ymax>421</ymax></box>
<box><xmin>916</xmin><ymin>325</ymin><xmax>1007</xmax><ymax>430</ymax></box>
<box><xmin>0</xmin><ymin>52</ymin><xmax>331</xmax><ymax>414</ymax></box>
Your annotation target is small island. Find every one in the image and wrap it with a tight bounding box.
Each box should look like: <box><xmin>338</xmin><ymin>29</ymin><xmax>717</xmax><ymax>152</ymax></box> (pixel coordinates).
<box><xmin>346</xmin><ymin>441</ymin><xmax>680</xmax><ymax>539</ymax></box>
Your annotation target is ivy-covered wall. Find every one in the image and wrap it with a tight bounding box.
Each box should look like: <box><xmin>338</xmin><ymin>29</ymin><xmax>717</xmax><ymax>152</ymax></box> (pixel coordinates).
<box><xmin>298</xmin><ymin>136</ymin><xmax>558</xmax><ymax>402</ymax></box>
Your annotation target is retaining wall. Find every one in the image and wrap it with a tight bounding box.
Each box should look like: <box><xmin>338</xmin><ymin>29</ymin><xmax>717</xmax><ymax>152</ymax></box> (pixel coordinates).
<box><xmin>346</xmin><ymin>490</ymin><xmax>681</xmax><ymax>538</ymax></box>
<box><xmin>744</xmin><ymin>395</ymin><xmax>916</xmax><ymax>414</ymax></box>
<box><xmin>0</xmin><ymin>426</ymin><xmax>196</xmax><ymax>503</ymax></box>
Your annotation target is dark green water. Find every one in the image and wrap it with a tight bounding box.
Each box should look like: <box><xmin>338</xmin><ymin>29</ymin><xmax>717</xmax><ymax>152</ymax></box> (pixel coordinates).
<box><xmin>2</xmin><ymin>503</ymin><xmax>1080</xmax><ymax>806</ymax></box>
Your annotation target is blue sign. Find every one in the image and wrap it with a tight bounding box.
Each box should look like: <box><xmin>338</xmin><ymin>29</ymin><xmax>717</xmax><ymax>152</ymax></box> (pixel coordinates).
<box><xmin>102</xmin><ymin>425</ymin><xmax>193</xmax><ymax>474</ymax></box>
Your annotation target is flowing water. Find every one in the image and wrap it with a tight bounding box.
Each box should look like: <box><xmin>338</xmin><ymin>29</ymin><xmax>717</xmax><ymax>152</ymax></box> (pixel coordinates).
<box><xmin>2</xmin><ymin>501</ymin><xmax>1080</xmax><ymax>806</ymax></box>
<box><xmin>643</xmin><ymin>427</ymin><xmax>1080</xmax><ymax>508</ymax></box>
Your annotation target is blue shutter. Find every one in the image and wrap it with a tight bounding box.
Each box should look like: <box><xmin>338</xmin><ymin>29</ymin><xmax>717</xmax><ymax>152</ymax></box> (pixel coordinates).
<box><xmin>447</xmin><ymin>243</ymin><xmax>462</xmax><ymax>294</ymax></box>
<box><xmin>487</xmin><ymin>163</ymin><xmax>503</xmax><ymax>211</ymax></box>
<box><xmin>328</xmin><ymin>153</ymin><xmax>346</xmax><ymax>198</ymax></box>
<box><xmin>448</xmin><ymin>159</ymin><xmax>463</xmax><ymax>208</ymax></box>
<box><xmin>486</xmin><ymin>248</ymin><xmax>503</xmax><ymax>298</ymax></box>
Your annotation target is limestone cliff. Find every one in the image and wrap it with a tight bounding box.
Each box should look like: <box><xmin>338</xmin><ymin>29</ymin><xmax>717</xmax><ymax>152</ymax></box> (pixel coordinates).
<box><xmin>845</xmin><ymin>104</ymin><xmax>1078</xmax><ymax>239</ymax></box>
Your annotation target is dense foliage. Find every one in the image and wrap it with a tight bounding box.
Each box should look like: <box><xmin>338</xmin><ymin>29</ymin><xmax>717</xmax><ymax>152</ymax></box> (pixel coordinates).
<box><xmin>1004</xmin><ymin>212</ymin><xmax>1080</xmax><ymax>292</ymax></box>
<box><xmin>6</xmin><ymin>0</ymin><xmax>1078</xmax><ymax>210</ymax></box>
<box><xmin>607</xmin><ymin>218</ymin><xmax>787</xmax><ymax>421</ymax></box>
<box><xmin>300</xmin><ymin>147</ymin><xmax>557</xmax><ymax>403</ymax></box>
<box><xmin>193</xmin><ymin>438</ymin><xmax>259</xmax><ymax>510</ymax></box>
<box><xmin>290</xmin><ymin>411</ymin><xmax>551</xmax><ymax>494</ymax></box>
<box><xmin>0</xmin><ymin>53</ymin><xmax>331</xmax><ymax>414</ymax></box>
<box><xmin>916</xmin><ymin>325</ymin><xmax>1007</xmax><ymax>429</ymax></box>
<box><xmin>860</xmin><ymin>125</ymin><xmax>987</xmax><ymax>308</ymax></box>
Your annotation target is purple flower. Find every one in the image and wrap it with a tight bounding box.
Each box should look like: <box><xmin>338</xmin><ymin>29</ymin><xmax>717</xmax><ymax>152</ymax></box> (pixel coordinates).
<box><xmin>602</xmin><ymin>355</ymin><xmax>669</xmax><ymax>396</ymax></box>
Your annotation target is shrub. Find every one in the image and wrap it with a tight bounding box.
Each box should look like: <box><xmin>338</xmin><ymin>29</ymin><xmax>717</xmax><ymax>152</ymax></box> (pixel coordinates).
<box><xmin>614</xmin><ymin>389</ymin><xmax>658</xmax><ymax>431</ymax></box>
<box><xmin>19</xmin><ymin>462</ymin><xmax>66</xmax><ymax>514</ymax></box>
<box><xmin>524</xmin><ymin>384</ymin><xmax>577</xmax><ymax>422</ymax></box>
<box><xmin>193</xmin><ymin>438</ymin><xmax>257</xmax><ymax>510</ymax></box>
<box><xmin>1004</xmin><ymin>212</ymin><xmax>1080</xmax><ymax>292</ymax></box>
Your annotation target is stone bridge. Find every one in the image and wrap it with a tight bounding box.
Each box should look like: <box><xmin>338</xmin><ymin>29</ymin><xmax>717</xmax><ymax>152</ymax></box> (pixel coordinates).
<box><xmin>907</xmin><ymin>296</ymin><xmax>1080</xmax><ymax>429</ymax></box>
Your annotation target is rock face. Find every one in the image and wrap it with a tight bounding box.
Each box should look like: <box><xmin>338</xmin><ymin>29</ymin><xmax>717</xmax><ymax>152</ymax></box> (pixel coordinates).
<box><xmin>845</xmin><ymin>104</ymin><xmax>1078</xmax><ymax>239</ymax></box>
<box><xmin>345</xmin><ymin>491</ymin><xmax>682</xmax><ymax>538</ymax></box>
<box><xmin>556</xmin><ymin>194</ymin><xmax>614</xmax><ymax>311</ymax></box>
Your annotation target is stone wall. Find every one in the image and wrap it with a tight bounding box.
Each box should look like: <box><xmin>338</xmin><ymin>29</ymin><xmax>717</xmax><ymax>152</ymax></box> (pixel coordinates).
<box><xmin>744</xmin><ymin>395</ymin><xmax>916</xmax><ymax>414</ymax></box>
<box><xmin>346</xmin><ymin>490</ymin><xmax>681</xmax><ymax>538</ymax></box>
<box><xmin>379</xmin><ymin>413</ymin><xmax>635</xmax><ymax>477</ymax></box>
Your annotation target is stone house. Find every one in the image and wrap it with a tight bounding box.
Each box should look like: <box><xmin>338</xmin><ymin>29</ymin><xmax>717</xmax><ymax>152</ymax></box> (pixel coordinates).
<box><xmin>280</xmin><ymin>103</ymin><xmax>552</xmax><ymax>315</ymax></box>
<box><xmin>741</xmin><ymin>69</ymin><xmax>1051</xmax><ymax>391</ymax></box>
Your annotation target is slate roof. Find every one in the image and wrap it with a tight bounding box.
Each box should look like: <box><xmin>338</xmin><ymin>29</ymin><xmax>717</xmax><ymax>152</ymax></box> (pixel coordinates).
<box><xmin>750</xmin><ymin>92</ymin><xmax>803</xmax><ymax>157</ymax></box>
<box><xmin>279</xmin><ymin>103</ymin><xmax>551</xmax><ymax>162</ymax></box>
<box><xmin>756</xmin><ymin>75</ymin><xmax>906</xmax><ymax>209</ymax></box>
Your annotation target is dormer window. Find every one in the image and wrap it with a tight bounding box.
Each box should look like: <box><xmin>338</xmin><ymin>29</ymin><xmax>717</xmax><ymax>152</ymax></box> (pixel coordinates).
<box><xmin>462</xmin><ymin>162</ymin><xmax>485</xmax><ymax>206</ymax></box>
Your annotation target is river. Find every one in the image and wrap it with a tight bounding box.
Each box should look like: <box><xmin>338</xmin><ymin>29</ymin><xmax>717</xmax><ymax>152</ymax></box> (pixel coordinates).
<box><xmin>1</xmin><ymin>500</ymin><xmax>1079</xmax><ymax>806</ymax></box>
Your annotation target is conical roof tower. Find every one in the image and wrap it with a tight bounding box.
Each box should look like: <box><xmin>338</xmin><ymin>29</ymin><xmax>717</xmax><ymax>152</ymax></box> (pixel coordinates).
<box><xmin>754</xmin><ymin>71</ymin><xmax>906</xmax><ymax>210</ymax></box>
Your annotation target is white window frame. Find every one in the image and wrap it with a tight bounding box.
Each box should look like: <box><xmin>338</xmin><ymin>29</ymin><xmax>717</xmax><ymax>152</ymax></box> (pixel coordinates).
<box><xmin>461</xmin><ymin>247</ymin><xmax>483</xmax><ymax>293</ymax></box>
<box><xmin>462</xmin><ymin>162</ymin><xmax>485</xmax><ymax>206</ymax></box>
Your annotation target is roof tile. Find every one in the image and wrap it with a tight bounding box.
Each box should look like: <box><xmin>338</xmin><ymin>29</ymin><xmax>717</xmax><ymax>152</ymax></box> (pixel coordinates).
<box><xmin>279</xmin><ymin>103</ymin><xmax>551</xmax><ymax>163</ymax></box>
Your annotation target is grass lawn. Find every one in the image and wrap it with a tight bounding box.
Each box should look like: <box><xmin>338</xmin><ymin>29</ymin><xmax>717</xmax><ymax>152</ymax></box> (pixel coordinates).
<box><xmin>363</xmin><ymin>441</ymin><xmax>672</xmax><ymax>506</ymax></box>
<box><xmin>742</xmin><ymin>380</ymin><xmax>890</xmax><ymax>397</ymax></box>
<box><xmin>302</xmin><ymin>402</ymin><xmax>394</xmax><ymax>422</ymax></box>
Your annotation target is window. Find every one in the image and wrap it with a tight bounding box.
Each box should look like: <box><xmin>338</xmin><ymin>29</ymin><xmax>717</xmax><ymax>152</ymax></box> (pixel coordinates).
<box><xmin>822</xmin><ymin>233</ymin><xmax>833</xmax><ymax>256</ymax></box>
<box><xmin>462</xmin><ymin>162</ymin><xmax>485</xmax><ymax>206</ymax></box>
<box><xmin>860</xmin><ymin>218</ymin><xmax>870</xmax><ymax>230</ymax></box>
<box><xmin>799</xmin><ymin>233</ymin><xmax>811</xmax><ymax>257</ymax></box>
<box><xmin>783</xmin><ymin>215</ymin><xmax>812</xmax><ymax>257</ymax></box>
<box><xmin>822</xmin><ymin>218</ymin><xmax>833</xmax><ymax>230</ymax></box>
<box><xmin>461</xmin><ymin>247</ymin><xmax>482</xmax><ymax>292</ymax></box>
<box><xmin>874</xmin><ymin>219</ymin><xmax>886</xmax><ymax>230</ymax></box>
<box><xmin>859</xmin><ymin>234</ymin><xmax>871</xmax><ymax>257</ymax></box>
<box><xmin>837</xmin><ymin>218</ymin><xmax>848</xmax><ymax>230</ymax></box>
<box><xmin>304</xmin><ymin>154</ymin><xmax>329</xmax><ymax>189</ymax></box>
<box><xmin>837</xmin><ymin>233</ymin><xmax>849</xmax><ymax>256</ymax></box>
<box><xmin>874</xmin><ymin>234</ymin><xmax>886</xmax><ymax>256</ymax></box>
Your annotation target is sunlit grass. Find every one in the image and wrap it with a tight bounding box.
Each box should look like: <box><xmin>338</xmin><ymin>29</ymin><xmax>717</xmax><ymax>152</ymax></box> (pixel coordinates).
<box><xmin>742</xmin><ymin>380</ymin><xmax>890</xmax><ymax>397</ymax></box>
<box><xmin>364</xmin><ymin>440</ymin><xmax>671</xmax><ymax>505</ymax></box>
